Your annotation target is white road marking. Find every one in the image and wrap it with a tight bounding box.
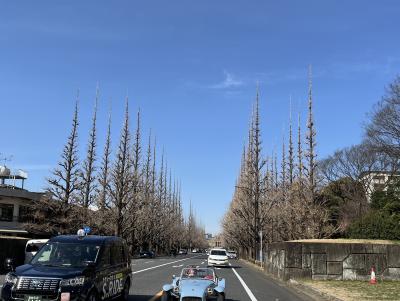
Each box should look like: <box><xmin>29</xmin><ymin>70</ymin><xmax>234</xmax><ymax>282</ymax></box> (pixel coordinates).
<box><xmin>172</xmin><ymin>264</ymin><xmax>183</xmax><ymax>268</ymax></box>
<box><xmin>229</xmin><ymin>263</ymin><xmax>258</xmax><ymax>301</ymax></box>
<box><xmin>132</xmin><ymin>255</ymin><xmax>202</xmax><ymax>274</ymax></box>
<box><xmin>201</xmin><ymin>261</ymin><xmax>205</xmax><ymax>265</ymax></box>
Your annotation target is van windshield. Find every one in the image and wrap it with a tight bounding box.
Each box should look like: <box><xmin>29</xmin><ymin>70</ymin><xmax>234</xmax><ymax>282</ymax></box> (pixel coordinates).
<box><xmin>31</xmin><ymin>242</ymin><xmax>100</xmax><ymax>267</ymax></box>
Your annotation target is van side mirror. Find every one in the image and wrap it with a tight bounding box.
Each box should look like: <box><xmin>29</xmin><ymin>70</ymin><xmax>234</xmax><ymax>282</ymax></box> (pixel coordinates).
<box><xmin>172</xmin><ymin>275</ymin><xmax>176</xmax><ymax>279</ymax></box>
<box><xmin>4</xmin><ymin>258</ymin><xmax>15</xmax><ymax>272</ymax></box>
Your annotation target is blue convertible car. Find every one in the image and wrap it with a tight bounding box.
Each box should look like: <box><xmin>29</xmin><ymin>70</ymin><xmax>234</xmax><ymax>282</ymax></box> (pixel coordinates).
<box><xmin>161</xmin><ymin>266</ymin><xmax>225</xmax><ymax>301</ymax></box>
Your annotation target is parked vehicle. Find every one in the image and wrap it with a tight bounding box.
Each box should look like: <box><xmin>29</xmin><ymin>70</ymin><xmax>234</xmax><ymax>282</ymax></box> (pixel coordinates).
<box><xmin>24</xmin><ymin>239</ymin><xmax>49</xmax><ymax>264</ymax></box>
<box><xmin>1</xmin><ymin>231</ymin><xmax>131</xmax><ymax>301</ymax></box>
<box><xmin>207</xmin><ymin>248</ymin><xmax>229</xmax><ymax>267</ymax></box>
<box><xmin>161</xmin><ymin>265</ymin><xmax>225</xmax><ymax>301</ymax></box>
<box><xmin>178</xmin><ymin>249</ymin><xmax>187</xmax><ymax>255</ymax></box>
<box><xmin>226</xmin><ymin>250</ymin><xmax>237</xmax><ymax>259</ymax></box>
<box><xmin>139</xmin><ymin>250</ymin><xmax>155</xmax><ymax>258</ymax></box>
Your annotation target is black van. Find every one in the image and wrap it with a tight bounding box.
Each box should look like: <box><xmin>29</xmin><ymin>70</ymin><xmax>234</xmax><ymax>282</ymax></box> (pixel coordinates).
<box><xmin>1</xmin><ymin>235</ymin><xmax>131</xmax><ymax>301</ymax></box>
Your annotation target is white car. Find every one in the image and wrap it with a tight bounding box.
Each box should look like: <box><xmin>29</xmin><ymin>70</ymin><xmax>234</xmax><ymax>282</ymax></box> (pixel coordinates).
<box><xmin>207</xmin><ymin>248</ymin><xmax>229</xmax><ymax>266</ymax></box>
<box><xmin>227</xmin><ymin>250</ymin><xmax>237</xmax><ymax>259</ymax></box>
<box><xmin>24</xmin><ymin>239</ymin><xmax>48</xmax><ymax>263</ymax></box>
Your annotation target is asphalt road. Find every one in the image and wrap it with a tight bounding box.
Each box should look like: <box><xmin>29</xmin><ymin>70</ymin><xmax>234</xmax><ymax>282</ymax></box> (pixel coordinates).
<box><xmin>0</xmin><ymin>255</ymin><xmax>313</xmax><ymax>301</ymax></box>
<box><xmin>129</xmin><ymin>254</ymin><xmax>312</xmax><ymax>301</ymax></box>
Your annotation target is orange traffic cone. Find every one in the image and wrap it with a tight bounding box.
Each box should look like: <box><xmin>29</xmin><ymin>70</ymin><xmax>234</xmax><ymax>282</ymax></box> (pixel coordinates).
<box><xmin>369</xmin><ymin>267</ymin><xmax>377</xmax><ymax>284</ymax></box>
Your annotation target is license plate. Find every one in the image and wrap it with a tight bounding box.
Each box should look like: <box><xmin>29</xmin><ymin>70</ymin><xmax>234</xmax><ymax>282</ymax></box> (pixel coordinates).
<box><xmin>24</xmin><ymin>295</ymin><xmax>42</xmax><ymax>301</ymax></box>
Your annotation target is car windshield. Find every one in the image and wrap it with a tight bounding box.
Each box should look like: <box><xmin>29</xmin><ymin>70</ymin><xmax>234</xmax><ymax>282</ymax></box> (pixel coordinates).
<box><xmin>211</xmin><ymin>250</ymin><xmax>226</xmax><ymax>256</ymax></box>
<box><xmin>31</xmin><ymin>242</ymin><xmax>100</xmax><ymax>267</ymax></box>
<box><xmin>181</xmin><ymin>268</ymin><xmax>214</xmax><ymax>280</ymax></box>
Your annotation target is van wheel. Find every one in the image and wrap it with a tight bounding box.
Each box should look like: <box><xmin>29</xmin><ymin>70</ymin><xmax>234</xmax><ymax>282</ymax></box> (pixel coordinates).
<box><xmin>160</xmin><ymin>291</ymin><xmax>171</xmax><ymax>301</ymax></box>
<box><xmin>217</xmin><ymin>293</ymin><xmax>225</xmax><ymax>301</ymax></box>
<box><xmin>87</xmin><ymin>291</ymin><xmax>99</xmax><ymax>301</ymax></box>
<box><xmin>120</xmin><ymin>279</ymin><xmax>130</xmax><ymax>301</ymax></box>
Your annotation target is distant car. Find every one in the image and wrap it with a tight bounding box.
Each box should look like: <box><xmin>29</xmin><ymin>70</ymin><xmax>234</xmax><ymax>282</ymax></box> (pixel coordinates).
<box><xmin>192</xmin><ymin>248</ymin><xmax>199</xmax><ymax>253</ymax></box>
<box><xmin>208</xmin><ymin>248</ymin><xmax>229</xmax><ymax>267</ymax></box>
<box><xmin>24</xmin><ymin>239</ymin><xmax>49</xmax><ymax>264</ymax></box>
<box><xmin>139</xmin><ymin>250</ymin><xmax>155</xmax><ymax>258</ymax></box>
<box><xmin>161</xmin><ymin>265</ymin><xmax>225</xmax><ymax>301</ymax></box>
<box><xmin>227</xmin><ymin>250</ymin><xmax>237</xmax><ymax>259</ymax></box>
<box><xmin>178</xmin><ymin>249</ymin><xmax>187</xmax><ymax>255</ymax></box>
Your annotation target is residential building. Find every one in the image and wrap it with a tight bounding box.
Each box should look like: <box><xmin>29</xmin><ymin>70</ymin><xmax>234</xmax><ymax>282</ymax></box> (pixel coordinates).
<box><xmin>360</xmin><ymin>171</ymin><xmax>400</xmax><ymax>202</ymax></box>
<box><xmin>0</xmin><ymin>166</ymin><xmax>44</xmax><ymax>237</ymax></box>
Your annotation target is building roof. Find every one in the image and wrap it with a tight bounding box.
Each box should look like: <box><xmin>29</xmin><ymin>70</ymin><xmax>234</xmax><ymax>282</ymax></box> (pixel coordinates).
<box><xmin>0</xmin><ymin>187</ymin><xmax>44</xmax><ymax>201</ymax></box>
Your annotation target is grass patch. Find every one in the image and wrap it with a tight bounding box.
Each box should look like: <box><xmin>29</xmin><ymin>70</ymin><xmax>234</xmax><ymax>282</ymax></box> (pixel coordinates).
<box><xmin>301</xmin><ymin>280</ymin><xmax>400</xmax><ymax>301</ymax></box>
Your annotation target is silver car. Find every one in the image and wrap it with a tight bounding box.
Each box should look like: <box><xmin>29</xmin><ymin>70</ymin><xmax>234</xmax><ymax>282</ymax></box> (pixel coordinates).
<box><xmin>161</xmin><ymin>266</ymin><xmax>226</xmax><ymax>301</ymax></box>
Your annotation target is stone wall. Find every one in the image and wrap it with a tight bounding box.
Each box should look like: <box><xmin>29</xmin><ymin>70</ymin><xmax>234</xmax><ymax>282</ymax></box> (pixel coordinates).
<box><xmin>264</xmin><ymin>241</ymin><xmax>400</xmax><ymax>281</ymax></box>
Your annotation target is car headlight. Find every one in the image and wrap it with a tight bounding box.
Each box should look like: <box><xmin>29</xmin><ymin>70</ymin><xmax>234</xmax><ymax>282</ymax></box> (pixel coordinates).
<box><xmin>173</xmin><ymin>286</ymin><xmax>179</xmax><ymax>294</ymax></box>
<box><xmin>60</xmin><ymin>277</ymin><xmax>85</xmax><ymax>287</ymax></box>
<box><xmin>5</xmin><ymin>273</ymin><xmax>18</xmax><ymax>285</ymax></box>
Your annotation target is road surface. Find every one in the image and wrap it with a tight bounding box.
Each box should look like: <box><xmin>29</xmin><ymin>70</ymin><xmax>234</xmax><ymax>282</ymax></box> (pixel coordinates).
<box><xmin>129</xmin><ymin>254</ymin><xmax>312</xmax><ymax>301</ymax></box>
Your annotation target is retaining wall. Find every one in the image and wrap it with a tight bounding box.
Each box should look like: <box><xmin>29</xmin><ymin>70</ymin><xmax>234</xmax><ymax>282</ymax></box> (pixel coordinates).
<box><xmin>264</xmin><ymin>241</ymin><xmax>400</xmax><ymax>281</ymax></box>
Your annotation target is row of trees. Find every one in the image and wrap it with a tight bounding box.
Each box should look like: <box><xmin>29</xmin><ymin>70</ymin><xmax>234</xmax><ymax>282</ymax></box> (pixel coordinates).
<box><xmin>223</xmin><ymin>72</ymin><xmax>400</xmax><ymax>260</ymax></box>
<box><xmin>223</xmin><ymin>68</ymin><xmax>334</xmax><ymax>260</ymax></box>
<box><xmin>26</xmin><ymin>92</ymin><xmax>208</xmax><ymax>254</ymax></box>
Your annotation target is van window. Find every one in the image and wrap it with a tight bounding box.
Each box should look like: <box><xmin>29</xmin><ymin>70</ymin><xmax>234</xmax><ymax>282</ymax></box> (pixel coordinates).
<box><xmin>111</xmin><ymin>244</ymin><xmax>123</xmax><ymax>265</ymax></box>
<box><xmin>99</xmin><ymin>245</ymin><xmax>111</xmax><ymax>267</ymax></box>
<box><xmin>123</xmin><ymin>244</ymin><xmax>129</xmax><ymax>261</ymax></box>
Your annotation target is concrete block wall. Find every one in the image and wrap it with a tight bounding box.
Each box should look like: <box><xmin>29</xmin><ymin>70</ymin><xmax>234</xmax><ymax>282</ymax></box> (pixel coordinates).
<box><xmin>264</xmin><ymin>241</ymin><xmax>400</xmax><ymax>281</ymax></box>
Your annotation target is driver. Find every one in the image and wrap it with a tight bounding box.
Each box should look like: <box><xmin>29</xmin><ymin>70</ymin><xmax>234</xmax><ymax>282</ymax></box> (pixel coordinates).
<box><xmin>187</xmin><ymin>268</ymin><xmax>196</xmax><ymax>277</ymax></box>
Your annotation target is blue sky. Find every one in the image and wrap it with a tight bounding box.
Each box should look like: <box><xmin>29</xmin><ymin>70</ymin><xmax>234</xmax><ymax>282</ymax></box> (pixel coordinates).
<box><xmin>1</xmin><ymin>1</ymin><xmax>400</xmax><ymax>234</ymax></box>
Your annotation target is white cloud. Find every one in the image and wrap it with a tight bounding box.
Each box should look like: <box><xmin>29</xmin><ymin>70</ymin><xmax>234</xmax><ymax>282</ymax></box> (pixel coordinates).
<box><xmin>211</xmin><ymin>71</ymin><xmax>243</xmax><ymax>89</ymax></box>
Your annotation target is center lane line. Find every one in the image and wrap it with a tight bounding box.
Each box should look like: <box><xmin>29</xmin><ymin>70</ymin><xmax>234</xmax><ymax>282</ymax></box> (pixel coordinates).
<box><xmin>132</xmin><ymin>255</ymin><xmax>203</xmax><ymax>274</ymax></box>
<box><xmin>229</xmin><ymin>263</ymin><xmax>258</xmax><ymax>301</ymax></box>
